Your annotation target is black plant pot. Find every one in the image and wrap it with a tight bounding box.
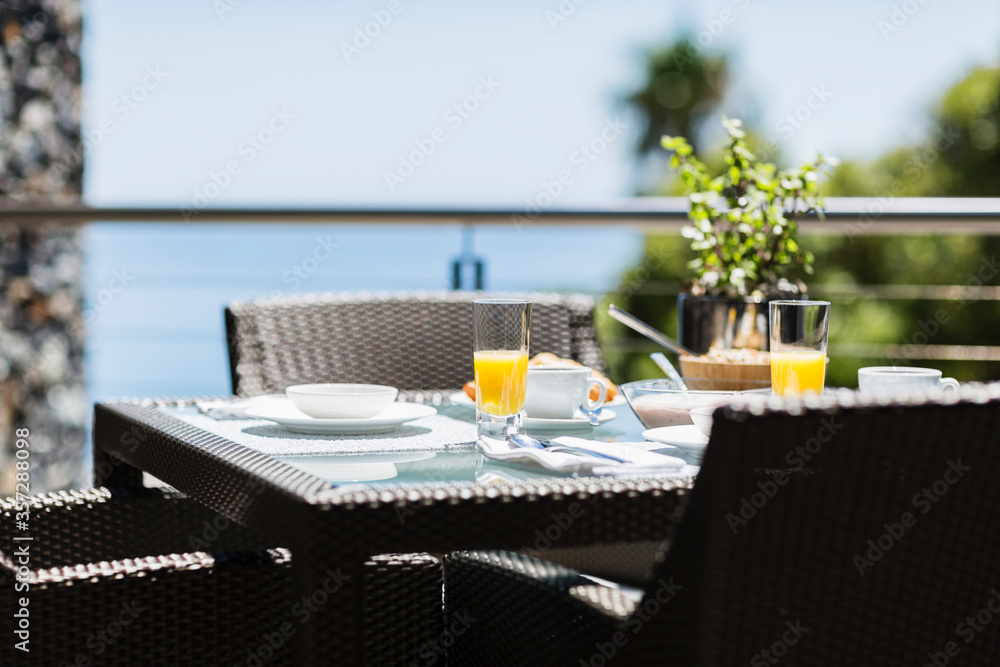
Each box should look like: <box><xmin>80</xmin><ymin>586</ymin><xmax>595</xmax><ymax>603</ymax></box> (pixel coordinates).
<box><xmin>677</xmin><ymin>292</ymin><xmax>802</xmax><ymax>355</ymax></box>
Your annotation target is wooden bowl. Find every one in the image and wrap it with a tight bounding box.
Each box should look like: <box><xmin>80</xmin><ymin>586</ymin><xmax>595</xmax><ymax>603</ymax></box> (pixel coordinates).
<box><xmin>678</xmin><ymin>355</ymin><xmax>771</xmax><ymax>391</ymax></box>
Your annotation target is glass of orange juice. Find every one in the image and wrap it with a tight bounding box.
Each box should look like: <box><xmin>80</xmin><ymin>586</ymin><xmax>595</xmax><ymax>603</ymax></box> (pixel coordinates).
<box><xmin>769</xmin><ymin>300</ymin><xmax>830</xmax><ymax>396</ymax></box>
<box><xmin>473</xmin><ymin>298</ymin><xmax>531</xmax><ymax>439</ymax></box>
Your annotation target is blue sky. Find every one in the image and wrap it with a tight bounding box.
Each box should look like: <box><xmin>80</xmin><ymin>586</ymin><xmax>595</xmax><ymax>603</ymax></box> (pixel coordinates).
<box><xmin>79</xmin><ymin>0</ymin><xmax>1000</xmax><ymax>401</ymax></box>
<box><xmin>82</xmin><ymin>0</ymin><xmax>1000</xmax><ymax>207</ymax></box>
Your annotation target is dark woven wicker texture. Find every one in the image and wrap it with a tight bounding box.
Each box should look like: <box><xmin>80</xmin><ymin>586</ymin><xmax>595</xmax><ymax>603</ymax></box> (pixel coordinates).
<box><xmin>444</xmin><ymin>550</ymin><xmax>626</xmax><ymax>666</ymax></box>
<box><xmin>472</xmin><ymin>298</ymin><xmax>531</xmax><ymax>353</ymax></box>
<box><xmin>0</xmin><ymin>487</ymin><xmax>293</xmax><ymax>666</ymax></box>
<box><xmin>444</xmin><ymin>387</ymin><xmax>1000</xmax><ymax>666</ymax></box>
<box><xmin>364</xmin><ymin>553</ymin><xmax>444</xmax><ymax>666</ymax></box>
<box><xmin>0</xmin><ymin>487</ymin><xmax>445</xmax><ymax>666</ymax></box>
<box><xmin>225</xmin><ymin>291</ymin><xmax>605</xmax><ymax>396</ymax></box>
<box><xmin>538</xmin><ymin>541</ymin><xmax>665</xmax><ymax>587</ymax></box>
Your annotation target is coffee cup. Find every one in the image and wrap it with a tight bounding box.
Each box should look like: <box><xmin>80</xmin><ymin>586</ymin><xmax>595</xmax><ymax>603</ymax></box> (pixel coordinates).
<box><xmin>525</xmin><ymin>366</ymin><xmax>608</xmax><ymax>419</ymax></box>
<box><xmin>857</xmin><ymin>366</ymin><xmax>959</xmax><ymax>396</ymax></box>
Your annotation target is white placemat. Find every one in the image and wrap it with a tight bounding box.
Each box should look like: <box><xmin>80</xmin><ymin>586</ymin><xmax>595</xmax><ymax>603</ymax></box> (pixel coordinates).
<box><xmin>173</xmin><ymin>410</ymin><xmax>477</xmax><ymax>456</ymax></box>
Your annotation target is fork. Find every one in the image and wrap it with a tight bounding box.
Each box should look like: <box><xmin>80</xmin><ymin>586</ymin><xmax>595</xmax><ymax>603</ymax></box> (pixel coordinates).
<box><xmin>509</xmin><ymin>433</ymin><xmax>627</xmax><ymax>463</ymax></box>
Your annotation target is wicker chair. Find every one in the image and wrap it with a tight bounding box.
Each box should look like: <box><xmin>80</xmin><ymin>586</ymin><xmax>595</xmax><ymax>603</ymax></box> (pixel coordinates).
<box><xmin>444</xmin><ymin>385</ymin><xmax>1000</xmax><ymax>666</ymax></box>
<box><xmin>224</xmin><ymin>290</ymin><xmax>605</xmax><ymax>398</ymax></box>
<box><xmin>0</xmin><ymin>486</ymin><xmax>444</xmax><ymax>666</ymax></box>
<box><xmin>0</xmin><ymin>487</ymin><xmax>293</xmax><ymax>665</ymax></box>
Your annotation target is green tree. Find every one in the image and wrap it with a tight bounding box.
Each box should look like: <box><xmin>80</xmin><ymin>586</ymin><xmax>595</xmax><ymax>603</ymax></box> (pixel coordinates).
<box><xmin>825</xmin><ymin>66</ymin><xmax>1000</xmax><ymax>197</ymax></box>
<box><xmin>626</xmin><ymin>37</ymin><xmax>727</xmax><ymax>159</ymax></box>
<box><xmin>607</xmin><ymin>57</ymin><xmax>1000</xmax><ymax>387</ymax></box>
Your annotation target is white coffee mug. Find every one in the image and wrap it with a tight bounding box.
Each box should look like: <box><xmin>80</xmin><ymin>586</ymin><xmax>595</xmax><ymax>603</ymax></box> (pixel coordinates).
<box><xmin>857</xmin><ymin>366</ymin><xmax>960</xmax><ymax>396</ymax></box>
<box><xmin>525</xmin><ymin>366</ymin><xmax>608</xmax><ymax>419</ymax></box>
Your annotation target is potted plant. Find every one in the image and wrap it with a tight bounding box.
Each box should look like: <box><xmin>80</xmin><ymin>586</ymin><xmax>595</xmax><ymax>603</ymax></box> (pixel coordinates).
<box><xmin>660</xmin><ymin>117</ymin><xmax>833</xmax><ymax>353</ymax></box>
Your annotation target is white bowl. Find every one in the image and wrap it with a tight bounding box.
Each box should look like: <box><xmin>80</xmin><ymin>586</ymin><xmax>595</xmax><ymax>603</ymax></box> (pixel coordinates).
<box><xmin>285</xmin><ymin>384</ymin><xmax>398</xmax><ymax>419</ymax></box>
<box><xmin>689</xmin><ymin>406</ymin><xmax>716</xmax><ymax>437</ymax></box>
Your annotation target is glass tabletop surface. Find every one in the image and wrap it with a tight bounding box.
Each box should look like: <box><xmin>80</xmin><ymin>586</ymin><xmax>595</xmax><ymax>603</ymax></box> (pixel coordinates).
<box><xmin>164</xmin><ymin>399</ymin><xmax>701</xmax><ymax>488</ymax></box>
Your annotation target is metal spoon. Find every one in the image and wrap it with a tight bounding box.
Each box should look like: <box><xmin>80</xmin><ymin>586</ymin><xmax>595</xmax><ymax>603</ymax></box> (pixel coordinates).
<box><xmin>607</xmin><ymin>304</ymin><xmax>697</xmax><ymax>357</ymax></box>
<box><xmin>650</xmin><ymin>352</ymin><xmax>690</xmax><ymax>391</ymax></box>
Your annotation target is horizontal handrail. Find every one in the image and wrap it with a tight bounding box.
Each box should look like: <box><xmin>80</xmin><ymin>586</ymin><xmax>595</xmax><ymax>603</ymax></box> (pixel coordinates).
<box><xmin>1</xmin><ymin>197</ymin><xmax>1000</xmax><ymax>232</ymax></box>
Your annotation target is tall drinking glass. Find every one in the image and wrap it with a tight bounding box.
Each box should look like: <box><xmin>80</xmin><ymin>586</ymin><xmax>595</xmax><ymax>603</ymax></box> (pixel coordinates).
<box><xmin>473</xmin><ymin>298</ymin><xmax>530</xmax><ymax>440</ymax></box>
<box><xmin>769</xmin><ymin>300</ymin><xmax>830</xmax><ymax>396</ymax></box>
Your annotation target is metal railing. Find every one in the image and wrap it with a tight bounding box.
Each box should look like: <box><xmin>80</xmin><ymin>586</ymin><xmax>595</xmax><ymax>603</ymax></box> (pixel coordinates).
<box><xmin>7</xmin><ymin>196</ymin><xmax>1000</xmax><ymax>291</ymax></box>
<box><xmin>6</xmin><ymin>196</ymin><xmax>1000</xmax><ymax>366</ymax></box>
<box><xmin>1</xmin><ymin>196</ymin><xmax>999</xmax><ymax>228</ymax></box>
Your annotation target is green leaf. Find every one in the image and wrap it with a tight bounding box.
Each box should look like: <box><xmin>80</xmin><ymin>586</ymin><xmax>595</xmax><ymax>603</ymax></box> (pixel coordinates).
<box><xmin>659</xmin><ymin>116</ymin><xmax>829</xmax><ymax>294</ymax></box>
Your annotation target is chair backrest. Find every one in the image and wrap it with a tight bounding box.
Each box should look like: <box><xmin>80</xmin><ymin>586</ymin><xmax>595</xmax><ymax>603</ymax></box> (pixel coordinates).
<box><xmin>632</xmin><ymin>385</ymin><xmax>1000</xmax><ymax>666</ymax></box>
<box><xmin>225</xmin><ymin>291</ymin><xmax>605</xmax><ymax>396</ymax></box>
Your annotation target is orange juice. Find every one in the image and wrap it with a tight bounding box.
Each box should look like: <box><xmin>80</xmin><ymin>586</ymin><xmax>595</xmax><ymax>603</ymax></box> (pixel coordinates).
<box><xmin>474</xmin><ymin>350</ymin><xmax>528</xmax><ymax>416</ymax></box>
<box><xmin>770</xmin><ymin>350</ymin><xmax>827</xmax><ymax>396</ymax></box>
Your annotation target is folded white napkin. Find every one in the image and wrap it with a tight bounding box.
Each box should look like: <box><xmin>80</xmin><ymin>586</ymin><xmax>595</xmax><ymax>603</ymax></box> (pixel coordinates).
<box><xmin>477</xmin><ymin>436</ymin><xmax>699</xmax><ymax>478</ymax></box>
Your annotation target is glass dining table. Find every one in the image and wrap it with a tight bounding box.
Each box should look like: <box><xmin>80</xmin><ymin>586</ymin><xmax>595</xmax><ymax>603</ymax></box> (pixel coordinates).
<box><xmin>262</xmin><ymin>398</ymin><xmax>701</xmax><ymax>487</ymax></box>
<box><xmin>92</xmin><ymin>393</ymin><xmax>694</xmax><ymax>666</ymax></box>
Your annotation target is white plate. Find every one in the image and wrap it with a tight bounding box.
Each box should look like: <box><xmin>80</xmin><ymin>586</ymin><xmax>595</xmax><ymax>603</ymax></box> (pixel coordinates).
<box><xmin>642</xmin><ymin>425</ymin><xmax>710</xmax><ymax>454</ymax></box>
<box><xmin>525</xmin><ymin>409</ymin><xmax>616</xmax><ymax>432</ymax></box>
<box><xmin>246</xmin><ymin>398</ymin><xmax>437</xmax><ymax>435</ymax></box>
<box><xmin>448</xmin><ymin>391</ymin><xmax>626</xmax><ymax>408</ymax></box>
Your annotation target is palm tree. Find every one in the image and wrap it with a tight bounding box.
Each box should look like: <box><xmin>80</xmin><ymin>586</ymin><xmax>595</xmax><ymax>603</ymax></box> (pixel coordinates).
<box><xmin>626</xmin><ymin>36</ymin><xmax>728</xmax><ymax>158</ymax></box>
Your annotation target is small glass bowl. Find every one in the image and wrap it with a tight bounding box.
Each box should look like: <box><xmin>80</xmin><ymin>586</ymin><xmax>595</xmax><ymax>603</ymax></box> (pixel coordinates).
<box><xmin>621</xmin><ymin>378</ymin><xmax>771</xmax><ymax>429</ymax></box>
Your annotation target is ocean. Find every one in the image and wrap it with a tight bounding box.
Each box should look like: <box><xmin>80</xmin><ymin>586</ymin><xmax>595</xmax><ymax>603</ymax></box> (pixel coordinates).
<box><xmin>83</xmin><ymin>222</ymin><xmax>643</xmax><ymax>402</ymax></box>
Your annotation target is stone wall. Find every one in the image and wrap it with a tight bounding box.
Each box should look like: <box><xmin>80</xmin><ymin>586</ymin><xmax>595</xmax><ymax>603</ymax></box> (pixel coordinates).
<box><xmin>0</xmin><ymin>0</ymin><xmax>85</xmax><ymax>494</ymax></box>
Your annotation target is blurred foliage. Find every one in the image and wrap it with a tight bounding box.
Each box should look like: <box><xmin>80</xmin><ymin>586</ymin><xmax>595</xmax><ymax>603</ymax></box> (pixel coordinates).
<box><xmin>607</xmin><ymin>45</ymin><xmax>1000</xmax><ymax>388</ymax></box>
<box><xmin>626</xmin><ymin>36</ymin><xmax>727</xmax><ymax>158</ymax></box>
<box><xmin>661</xmin><ymin>118</ymin><xmax>831</xmax><ymax>296</ymax></box>
<box><xmin>824</xmin><ymin>66</ymin><xmax>1000</xmax><ymax>196</ymax></box>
